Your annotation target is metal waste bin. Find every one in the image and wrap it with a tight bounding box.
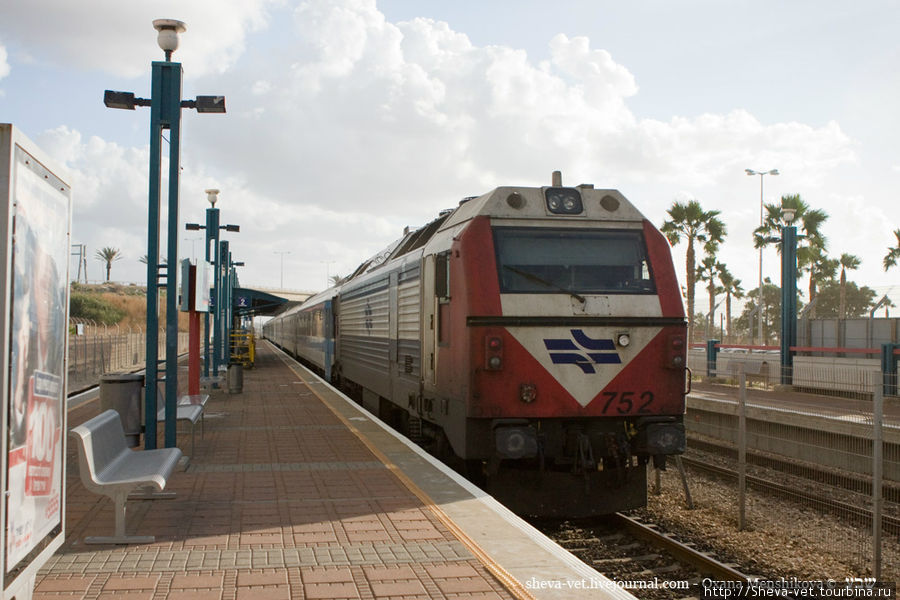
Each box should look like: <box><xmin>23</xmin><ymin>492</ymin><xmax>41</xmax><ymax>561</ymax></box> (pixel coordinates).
<box><xmin>227</xmin><ymin>363</ymin><xmax>243</xmax><ymax>394</ymax></box>
<box><xmin>99</xmin><ymin>373</ymin><xmax>144</xmax><ymax>447</ymax></box>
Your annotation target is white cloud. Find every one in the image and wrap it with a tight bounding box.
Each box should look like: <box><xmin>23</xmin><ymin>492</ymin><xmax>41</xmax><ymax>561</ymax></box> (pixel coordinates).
<box><xmin>0</xmin><ymin>1</ymin><xmax>281</xmax><ymax>78</ymax></box>
<box><xmin>22</xmin><ymin>0</ymin><xmax>861</xmax><ymax>290</ymax></box>
<box><xmin>0</xmin><ymin>42</ymin><xmax>9</xmax><ymax>80</ymax></box>
<box><xmin>192</xmin><ymin>0</ymin><xmax>855</xmax><ymax>216</ymax></box>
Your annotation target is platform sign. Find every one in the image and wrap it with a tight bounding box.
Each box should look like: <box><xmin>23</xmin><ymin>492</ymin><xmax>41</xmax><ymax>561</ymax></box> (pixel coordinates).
<box><xmin>179</xmin><ymin>260</ymin><xmax>211</xmax><ymax>313</ymax></box>
<box><xmin>197</xmin><ymin>261</ymin><xmax>211</xmax><ymax>313</ymax></box>
<box><xmin>0</xmin><ymin>124</ymin><xmax>71</xmax><ymax>598</ymax></box>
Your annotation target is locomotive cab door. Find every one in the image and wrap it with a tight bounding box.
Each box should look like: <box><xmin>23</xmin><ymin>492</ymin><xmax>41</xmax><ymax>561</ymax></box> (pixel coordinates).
<box><xmin>422</xmin><ymin>251</ymin><xmax>451</xmax><ymax>394</ymax></box>
<box><xmin>422</xmin><ymin>254</ymin><xmax>438</xmax><ymax>390</ymax></box>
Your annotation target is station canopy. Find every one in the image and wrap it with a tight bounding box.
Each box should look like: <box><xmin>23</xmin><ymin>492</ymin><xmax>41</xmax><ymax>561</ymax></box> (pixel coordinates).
<box><xmin>232</xmin><ymin>287</ymin><xmax>290</xmax><ymax>316</ymax></box>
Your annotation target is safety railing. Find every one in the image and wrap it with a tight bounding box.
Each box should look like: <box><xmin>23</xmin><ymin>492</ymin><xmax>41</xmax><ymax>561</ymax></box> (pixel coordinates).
<box><xmin>667</xmin><ymin>364</ymin><xmax>900</xmax><ymax>581</ymax></box>
<box><xmin>67</xmin><ymin>319</ymin><xmax>189</xmax><ymax>392</ymax></box>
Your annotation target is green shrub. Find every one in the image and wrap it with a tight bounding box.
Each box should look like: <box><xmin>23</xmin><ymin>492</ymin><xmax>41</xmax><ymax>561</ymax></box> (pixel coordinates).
<box><xmin>69</xmin><ymin>292</ymin><xmax>127</xmax><ymax>325</ymax></box>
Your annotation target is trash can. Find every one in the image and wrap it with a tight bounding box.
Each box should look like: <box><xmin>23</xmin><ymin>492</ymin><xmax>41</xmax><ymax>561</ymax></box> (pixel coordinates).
<box><xmin>99</xmin><ymin>373</ymin><xmax>144</xmax><ymax>447</ymax></box>
<box><xmin>227</xmin><ymin>363</ymin><xmax>243</xmax><ymax>394</ymax></box>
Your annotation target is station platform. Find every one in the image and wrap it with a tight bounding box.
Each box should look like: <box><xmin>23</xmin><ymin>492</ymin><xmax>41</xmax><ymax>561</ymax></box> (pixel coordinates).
<box><xmin>35</xmin><ymin>342</ymin><xmax>623</xmax><ymax>600</ymax></box>
<box><xmin>690</xmin><ymin>380</ymin><xmax>900</xmax><ymax>422</ymax></box>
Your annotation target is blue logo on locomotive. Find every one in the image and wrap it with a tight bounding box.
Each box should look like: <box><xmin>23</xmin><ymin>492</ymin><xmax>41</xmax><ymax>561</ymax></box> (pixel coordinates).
<box><xmin>543</xmin><ymin>330</ymin><xmax>621</xmax><ymax>374</ymax></box>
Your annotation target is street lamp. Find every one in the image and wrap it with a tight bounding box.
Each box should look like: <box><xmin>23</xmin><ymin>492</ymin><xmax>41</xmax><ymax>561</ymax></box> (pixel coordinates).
<box><xmin>186</xmin><ymin>189</ymin><xmax>240</xmax><ymax>378</ymax></box>
<box><xmin>274</xmin><ymin>251</ymin><xmax>290</xmax><ymax>289</ymax></box>
<box><xmin>780</xmin><ymin>206</ymin><xmax>798</xmax><ymax>386</ymax></box>
<box><xmin>103</xmin><ymin>19</ymin><xmax>226</xmax><ymax>450</ymax></box>
<box><xmin>745</xmin><ymin>168</ymin><xmax>779</xmax><ymax>345</ymax></box>
<box><xmin>183</xmin><ymin>236</ymin><xmax>201</xmax><ymax>263</ymax></box>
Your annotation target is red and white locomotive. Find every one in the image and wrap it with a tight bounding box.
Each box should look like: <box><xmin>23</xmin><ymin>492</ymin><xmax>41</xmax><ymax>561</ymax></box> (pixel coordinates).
<box><xmin>264</xmin><ymin>173</ymin><xmax>687</xmax><ymax>516</ymax></box>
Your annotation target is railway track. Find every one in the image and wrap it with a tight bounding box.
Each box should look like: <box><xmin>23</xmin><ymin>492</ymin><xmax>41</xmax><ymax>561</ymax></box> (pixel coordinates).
<box><xmin>680</xmin><ymin>454</ymin><xmax>900</xmax><ymax>535</ymax></box>
<box><xmin>687</xmin><ymin>436</ymin><xmax>900</xmax><ymax>503</ymax></box>
<box><xmin>532</xmin><ymin>513</ymin><xmax>749</xmax><ymax>599</ymax></box>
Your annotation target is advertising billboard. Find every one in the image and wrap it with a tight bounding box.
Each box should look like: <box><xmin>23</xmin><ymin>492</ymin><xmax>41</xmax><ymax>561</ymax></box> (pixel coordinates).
<box><xmin>0</xmin><ymin>124</ymin><xmax>71</xmax><ymax>597</ymax></box>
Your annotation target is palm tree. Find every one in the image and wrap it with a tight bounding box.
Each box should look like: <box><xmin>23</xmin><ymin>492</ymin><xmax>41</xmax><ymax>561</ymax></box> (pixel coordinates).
<box><xmin>95</xmin><ymin>247</ymin><xmax>122</xmax><ymax>282</ymax></box>
<box><xmin>661</xmin><ymin>199</ymin><xmax>726</xmax><ymax>344</ymax></box>
<box><xmin>884</xmin><ymin>229</ymin><xmax>900</xmax><ymax>271</ymax></box>
<box><xmin>329</xmin><ymin>274</ymin><xmax>344</xmax><ymax>286</ymax></box>
<box><xmin>838</xmin><ymin>253</ymin><xmax>861</xmax><ymax>319</ymax></box>
<box><xmin>139</xmin><ymin>255</ymin><xmax>167</xmax><ymax>265</ymax></box>
<box><xmin>754</xmin><ymin>193</ymin><xmax>829</xmax><ymax>311</ymax></box>
<box><xmin>696</xmin><ymin>255</ymin><xmax>724</xmax><ymax>339</ymax></box>
<box><xmin>719</xmin><ymin>267</ymin><xmax>744</xmax><ymax>341</ymax></box>
<box><xmin>805</xmin><ymin>247</ymin><xmax>838</xmax><ymax>317</ymax></box>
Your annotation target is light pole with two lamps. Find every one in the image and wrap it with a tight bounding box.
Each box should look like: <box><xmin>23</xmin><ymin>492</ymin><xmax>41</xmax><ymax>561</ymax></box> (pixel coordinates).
<box><xmin>746</xmin><ymin>168</ymin><xmax>779</xmax><ymax>346</ymax></box>
<box><xmin>274</xmin><ymin>251</ymin><xmax>290</xmax><ymax>289</ymax></box>
<box><xmin>186</xmin><ymin>189</ymin><xmax>239</xmax><ymax>379</ymax></box>
<box><xmin>103</xmin><ymin>20</ymin><xmax>226</xmax><ymax>449</ymax></box>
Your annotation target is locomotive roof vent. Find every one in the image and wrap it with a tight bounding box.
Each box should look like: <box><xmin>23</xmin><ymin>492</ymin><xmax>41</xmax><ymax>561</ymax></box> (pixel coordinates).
<box><xmin>506</xmin><ymin>192</ymin><xmax>525</xmax><ymax>209</ymax></box>
<box><xmin>600</xmin><ymin>194</ymin><xmax>620</xmax><ymax>212</ymax></box>
<box><xmin>576</xmin><ymin>183</ymin><xmax>594</xmax><ymax>190</ymax></box>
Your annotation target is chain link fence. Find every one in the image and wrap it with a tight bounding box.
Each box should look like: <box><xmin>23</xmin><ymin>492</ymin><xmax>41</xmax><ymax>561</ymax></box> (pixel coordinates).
<box><xmin>678</xmin><ymin>352</ymin><xmax>900</xmax><ymax>580</ymax></box>
<box><xmin>67</xmin><ymin>319</ymin><xmax>189</xmax><ymax>392</ymax></box>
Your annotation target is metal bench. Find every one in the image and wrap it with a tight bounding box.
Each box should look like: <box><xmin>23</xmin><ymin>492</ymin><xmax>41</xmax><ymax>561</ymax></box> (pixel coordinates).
<box><xmin>157</xmin><ymin>404</ymin><xmax>203</xmax><ymax>456</ymax></box>
<box><xmin>69</xmin><ymin>410</ymin><xmax>182</xmax><ymax>544</ymax></box>
<box><xmin>156</xmin><ymin>392</ymin><xmax>209</xmax><ymax>456</ymax></box>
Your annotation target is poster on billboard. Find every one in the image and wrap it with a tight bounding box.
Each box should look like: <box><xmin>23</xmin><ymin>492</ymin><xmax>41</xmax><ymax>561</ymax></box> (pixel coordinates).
<box><xmin>197</xmin><ymin>261</ymin><xmax>211</xmax><ymax>313</ymax></box>
<box><xmin>1</xmin><ymin>124</ymin><xmax>71</xmax><ymax>594</ymax></box>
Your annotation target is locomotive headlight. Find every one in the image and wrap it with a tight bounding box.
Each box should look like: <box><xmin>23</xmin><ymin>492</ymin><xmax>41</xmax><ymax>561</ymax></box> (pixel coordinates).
<box><xmin>485</xmin><ymin>335</ymin><xmax>504</xmax><ymax>370</ymax></box>
<box><xmin>495</xmin><ymin>424</ymin><xmax>538</xmax><ymax>459</ymax></box>
<box><xmin>616</xmin><ymin>333</ymin><xmax>631</xmax><ymax>347</ymax></box>
<box><xmin>544</xmin><ymin>188</ymin><xmax>583</xmax><ymax>215</ymax></box>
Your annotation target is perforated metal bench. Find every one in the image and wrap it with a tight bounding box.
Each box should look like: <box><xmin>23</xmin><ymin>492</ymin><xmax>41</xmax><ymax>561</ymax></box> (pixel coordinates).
<box><xmin>157</xmin><ymin>404</ymin><xmax>203</xmax><ymax>456</ymax></box>
<box><xmin>70</xmin><ymin>410</ymin><xmax>182</xmax><ymax>544</ymax></box>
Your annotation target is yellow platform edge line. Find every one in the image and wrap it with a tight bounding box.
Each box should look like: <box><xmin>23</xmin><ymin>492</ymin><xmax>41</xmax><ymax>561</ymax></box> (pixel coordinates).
<box><xmin>273</xmin><ymin>347</ymin><xmax>537</xmax><ymax>600</ymax></box>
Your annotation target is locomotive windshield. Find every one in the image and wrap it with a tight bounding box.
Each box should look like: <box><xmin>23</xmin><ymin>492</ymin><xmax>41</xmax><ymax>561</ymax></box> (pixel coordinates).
<box><xmin>493</xmin><ymin>228</ymin><xmax>655</xmax><ymax>295</ymax></box>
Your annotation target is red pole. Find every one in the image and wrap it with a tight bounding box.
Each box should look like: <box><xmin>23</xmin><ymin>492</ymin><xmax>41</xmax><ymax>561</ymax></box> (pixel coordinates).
<box><xmin>188</xmin><ymin>264</ymin><xmax>200</xmax><ymax>395</ymax></box>
<box><xmin>189</xmin><ymin>310</ymin><xmax>200</xmax><ymax>395</ymax></box>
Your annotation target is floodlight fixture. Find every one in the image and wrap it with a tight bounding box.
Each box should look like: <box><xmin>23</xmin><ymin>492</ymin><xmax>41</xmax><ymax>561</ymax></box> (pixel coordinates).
<box><xmin>185</xmin><ymin>223</ymin><xmax>203</xmax><ymax>231</ymax></box>
<box><xmin>195</xmin><ymin>96</ymin><xmax>226</xmax><ymax>113</ymax></box>
<box><xmin>223</xmin><ymin>224</ymin><xmax>240</xmax><ymax>232</ymax></box>
<box><xmin>104</xmin><ymin>90</ymin><xmax>151</xmax><ymax>110</ymax></box>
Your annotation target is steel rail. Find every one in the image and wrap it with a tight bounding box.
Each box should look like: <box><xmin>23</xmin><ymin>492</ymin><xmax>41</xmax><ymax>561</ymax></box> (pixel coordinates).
<box><xmin>680</xmin><ymin>456</ymin><xmax>900</xmax><ymax>535</ymax></box>
<box><xmin>611</xmin><ymin>512</ymin><xmax>750</xmax><ymax>582</ymax></box>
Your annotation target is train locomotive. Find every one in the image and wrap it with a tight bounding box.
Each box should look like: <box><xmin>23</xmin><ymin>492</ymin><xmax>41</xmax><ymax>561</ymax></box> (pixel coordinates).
<box><xmin>263</xmin><ymin>173</ymin><xmax>687</xmax><ymax>516</ymax></box>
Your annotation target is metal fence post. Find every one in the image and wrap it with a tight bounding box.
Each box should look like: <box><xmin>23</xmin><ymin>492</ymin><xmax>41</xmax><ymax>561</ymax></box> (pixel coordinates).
<box><xmin>881</xmin><ymin>343</ymin><xmax>898</xmax><ymax>397</ymax></box>
<box><xmin>738</xmin><ymin>370</ymin><xmax>747</xmax><ymax>531</ymax></box>
<box><xmin>873</xmin><ymin>382</ymin><xmax>883</xmax><ymax>580</ymax></box>
<box><xmin>706</xmin><ymin>339</ymin><xmax>719</xmax><ymax>377</ymax></box>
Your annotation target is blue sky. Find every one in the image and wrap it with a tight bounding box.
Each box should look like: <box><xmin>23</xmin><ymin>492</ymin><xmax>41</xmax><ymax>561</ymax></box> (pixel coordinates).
<box><xmin>1</xmin><ymin>0</ymin><xmax>897</xmax><ymax>311</ymax></box>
